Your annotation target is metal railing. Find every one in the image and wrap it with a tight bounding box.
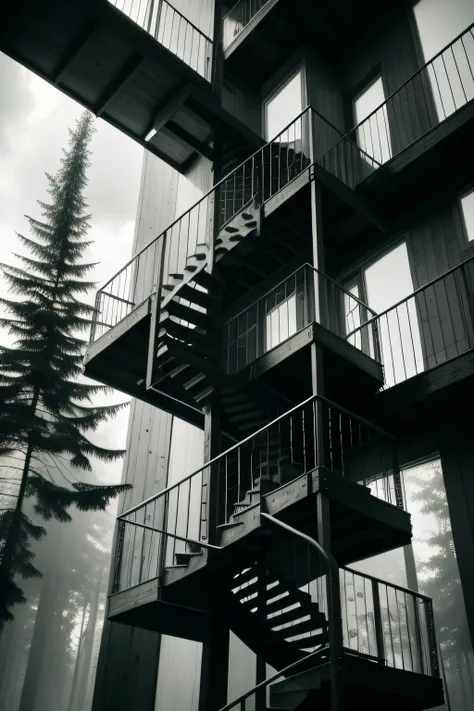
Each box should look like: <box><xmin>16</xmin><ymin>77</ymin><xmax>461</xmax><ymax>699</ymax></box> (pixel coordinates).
<box><xmin>89</xmin><ymin>108</ymin><xmax>318</xmax><ymax>343</ymax></box>
<box><xmin>318</xmin><ymin>22</ymin><xmax>474</xmax><ymax>188</ymax></box>
<box><xmin>346</xmin><ymin>257</ymin><xmax>474</xmax><ymax>389</ymax></box>
<box><xmin>113</xmin><ymin>393</ymin><xmax>402</xmax><ymax>592</ymax></box>
<box><xmin>340</xmin><ymin>567</ymin><xmax>439</xmax><ymax>677</ymax></box>
<box><xmin>109</xmin><ymin>0</ymin><xmax>213</xmax><ymax>79</ymax></box>
<box><xmin>222</xmin><ymin>263</ymin><xmax>379</xmax><ymax>374</ymax></box>
<box><xmin>223</xmin><ymin>0</ymin><xmax>271</xmax><ymax>50</ymax></box>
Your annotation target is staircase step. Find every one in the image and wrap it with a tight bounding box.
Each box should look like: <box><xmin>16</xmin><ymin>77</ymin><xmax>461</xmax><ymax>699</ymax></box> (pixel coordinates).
<box><xmin>159</xmin><ymin>320</ymin><xmax>215</xmax><ymax>350</ymax></box>
<box><xmin>269</xmin><ymin>602</ymin><xmax>322</xmax><ymax>629</ymax></box>
<box><xmin>164</xmin><ymin>301</ymin><xmax>208</xmax><ymax>330</ymax></box>
<box><xmin>280</xmin><ymin>616</ymin><xmax>326</xmax><ymax>640</ymax></box>
<box><xmin>233</xmin><ymin>566</ymin><xmax>268</xmax><ymax>589</ymax></box>
<box><xmin>234</xmin><ymin>578</ymin><xmax>287</xmax><ymax>602</ymax></box>
<box><xmin>178</xmin><ymin>284</ymin><xmax>217</xmax><ymax>310</ymax></box>
<box><xmin>217</xmin><ymin>521</ymin><xmax>244</xmax><ymax>532</ymax></box>
<box><xmin>183</xmin><ymin>371</ymin><xmax>207</xmax><ymax>391</ymax></box>
<box><xmin>286</xmin><ymin>631</ymin><xmax>328</xmax><ymax>648</ymax></box>
<box><xmin>192</xmin><ymin>269</ymin><xmax>224</xmax><ymax>291</ymax></box>
<box><xmin>174</xmin><ymin>552</ymin><xmax>203</xmax><ymax>566</ymax></box>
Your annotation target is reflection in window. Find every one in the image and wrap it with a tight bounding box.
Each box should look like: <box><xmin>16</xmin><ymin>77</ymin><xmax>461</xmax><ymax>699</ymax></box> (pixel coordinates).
<box><xmin>265</xmin><ymin>294</ymin><xmax>297</xmax><ymax>351</ymax></box>
<box><xmin>354</xmin><ymin>76</ymin><xmax>392</xmax><ymax>165</ymax></box>
<box><xmin>460</xmin><ymin>189</ymin><xmax>474</xmax><ymax>241</ymax></box>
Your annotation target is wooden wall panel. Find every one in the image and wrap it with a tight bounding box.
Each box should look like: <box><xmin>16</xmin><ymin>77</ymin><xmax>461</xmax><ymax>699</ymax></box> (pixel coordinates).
<box><xmin>340</xmin><ymin>6</ymin><xmax>435</xmax><ymax>154</ymax></box>
<box><xmin>93</xmin><ymin>0</ymin><xmax>215</xmax><ymax>698</ymax></box>
<box><xmin>222</xmin><ymin>79</ymin><xmax>262</xmax><ymax>135</ymax></box>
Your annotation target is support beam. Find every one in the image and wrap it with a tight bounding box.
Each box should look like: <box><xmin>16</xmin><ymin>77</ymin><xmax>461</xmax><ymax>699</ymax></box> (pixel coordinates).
<box><xmin>95</xmin><ymin>52</ymin><xmax>144</xmax><ymax>117</ymax></box>
<box><xmin>144</xmin><ymin>84</ymin><xmax>194</xmax><ymax>139</ymax></box>
<box><xmin>53</xmin><ymin>19</ymin><xmax>99</xmax><ymax>84</ymax></box>
<box><xmin>167</xmin><ymin>120</ymin><xmax>214</xmax><ymax>161</ymax></box>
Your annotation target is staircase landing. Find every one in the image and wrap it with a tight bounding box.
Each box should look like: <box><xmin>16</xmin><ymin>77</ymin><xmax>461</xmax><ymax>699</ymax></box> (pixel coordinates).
<box><xmin>270</xmin><ymin>653</ymin><xmax>444</xmax><ymax>710</ymax></box>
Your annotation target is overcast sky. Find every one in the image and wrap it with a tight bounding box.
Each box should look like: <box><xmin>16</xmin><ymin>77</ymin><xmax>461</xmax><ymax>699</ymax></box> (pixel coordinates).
<box><xmin>0</xmin><ymin>54</ymin><xmax>144</xmax><ymax>485</ymax></box>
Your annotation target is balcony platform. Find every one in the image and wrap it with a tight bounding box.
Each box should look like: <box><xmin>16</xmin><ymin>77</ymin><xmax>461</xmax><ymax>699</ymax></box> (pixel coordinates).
<box><xmin>244</xmin><ymin>322</ymin><xmax>384</xmax><ymax>408</ymax></box>
<box><xmin>369</xmin><ymin>348</ymin><xmax>474</xmax><ymax>436</ymax></box>
<box><xmin>357</xmin><ymin>98</ymin><xmax>474</xmax><ymax>218</ymax></box>
<box><xmin>270</xmin><ymin>653</ymin><xmax>444</xmax><ymax>711</ymax></box>
<box><xmin>1</xmin><ymin>0</ymin><xmax>260</xmax><ymax>172</ymax></box>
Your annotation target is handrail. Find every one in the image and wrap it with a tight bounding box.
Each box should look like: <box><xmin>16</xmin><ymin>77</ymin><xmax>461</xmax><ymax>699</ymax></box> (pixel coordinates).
<box><xmin>160</xmin><ymin>0</ymin><xmax>212</xmax><ymax>42</ymax></box>
<box><xmin>341</xmin><ymin>565</ymin><xmax>430</xmax><ymax>603</ymax></box>
<box><xmin>217</xmin><ymin>647</ymin><xmax>325</xmax><ymax>711</ymax></box>
<box><xmin>346</xmin><ymin>253</ymin><xmax>474</xmax><ymax>339</ymax></box>
<box><xmin>323</xmin><ymin>21</ymin><xmax>474</xmax><ymax>158</ymax></box>
<box><xmin>119</xmin><ymin>392</ymin><xmax>395</xmax><ymax>520</ymax></box>
<box><xmin>118</xmin><ymin>518</ymin><xmax>221</xmax><ymax>550</ymax></box>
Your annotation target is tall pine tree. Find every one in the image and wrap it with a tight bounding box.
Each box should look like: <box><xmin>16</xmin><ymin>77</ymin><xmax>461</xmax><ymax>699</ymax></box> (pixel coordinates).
<box><xmin>0</xmin><ymin>111</ymin><xmax>130</xmax><ymax>625</ymax></box>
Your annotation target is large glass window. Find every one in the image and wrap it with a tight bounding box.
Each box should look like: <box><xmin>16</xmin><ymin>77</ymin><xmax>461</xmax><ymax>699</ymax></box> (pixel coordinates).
<box><xmin>353</xmin><ymin>76</ymin><xmax>392</xmax><ymax>165</ymax></box>
<box><xmin>265</xmin><ymin>71</ymin><xmax>303</xmax><ymax>140</ymax></box>
<box><xmin>354</xmin><ymin>458</ymin><xmax>474</xmax><ymax>711</ymax></box>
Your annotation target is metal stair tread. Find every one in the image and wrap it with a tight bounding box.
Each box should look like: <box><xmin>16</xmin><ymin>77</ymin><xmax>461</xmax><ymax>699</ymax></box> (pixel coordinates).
<box><xmin>268</xmin><ymin>602</ymin><xmax>322</xmax><ymax>628</ymax></box>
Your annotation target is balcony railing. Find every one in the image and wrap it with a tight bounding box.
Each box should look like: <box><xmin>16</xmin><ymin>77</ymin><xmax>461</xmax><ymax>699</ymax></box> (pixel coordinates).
<box><xmin>109</xmin><ymin>0</ymin><xmax>213</xmax><ymax>79</ymax></box>
<box><xmin>90</xmin><ymin>107</ymin><xmax>328</xmax><ymax>343</ymax></box>
<box><xmin>346</xmin><ymin>257</ymin><xmax>474</xmax><ymax>389</ymax></box>
<box><xmin>113</xmin><ymin>393</ymin><xmax>402</xmax><ymax>592</ymax></box>
<box><xmin>222</xmin><ymin>263</ymin><xmax>378</xmax><ymax>374</ymax></box>
<box><xmin>318</xmin><ymin>22</ymin><xmax>474</xmax><ymax>189</ymax></box>
<box><xmin>222</xmin><ymin>0</ymin><xmax>271</xmax><ymax>50</ymax></box>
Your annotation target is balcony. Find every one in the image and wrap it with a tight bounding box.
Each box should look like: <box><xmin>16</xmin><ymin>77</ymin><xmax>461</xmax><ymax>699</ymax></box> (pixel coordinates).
<box><xmin>318</xmin><ymin>23</ymin><xmax>474</xmax><ymax>214</ymax></box>
<box><xmin>0</xmin><ymin>0</ymin><xmax>259</xmax><ymax>172</ymax></box>
<box><xmin>345</xmin><ymin>257</ymin><xmax>474</xmax><ymax>429</ymax></box>
<box><xmin>108</xmin><ymin>393</ymin><xmax>411</xmax><ymax>635</ymax></box>
<box><xmin>221</xmin><ymin>263</ymin><xmax>383</xmax><ymax>404</ymax></box>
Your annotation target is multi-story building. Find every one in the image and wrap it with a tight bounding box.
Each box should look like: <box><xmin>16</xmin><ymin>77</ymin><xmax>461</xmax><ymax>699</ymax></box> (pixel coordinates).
<box><xmin>3</xmin><ymin>0</ymin><xmax>474</xmax><ymax>709</ymax></box>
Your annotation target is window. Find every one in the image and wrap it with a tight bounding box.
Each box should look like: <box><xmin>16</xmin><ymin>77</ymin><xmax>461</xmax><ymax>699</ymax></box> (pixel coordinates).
<box><xmin>265</xmin><ymin>70</ymin><xmax>303</xmax><ymax>141</ymax></box>
<box><xmin>353</xmin><ymin>76</ymin><xmax>392</xmax><ymax>165</ymax></box>
<box><xmin>265</xmin><ymin>293</ymin><xmax>297</xmax><ymax>351</ymax></box>
<box><xmin>460</xmin><ymin>189</ymin><xmax>474</xmax><ymax>242</ymax></box>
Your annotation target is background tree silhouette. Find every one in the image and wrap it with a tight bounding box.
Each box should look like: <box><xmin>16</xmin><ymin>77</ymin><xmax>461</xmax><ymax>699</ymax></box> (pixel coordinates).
<box><xmin>0</xmin><ymin>110</ymin><xmax>130</xmax><ymax>625</ymax></box>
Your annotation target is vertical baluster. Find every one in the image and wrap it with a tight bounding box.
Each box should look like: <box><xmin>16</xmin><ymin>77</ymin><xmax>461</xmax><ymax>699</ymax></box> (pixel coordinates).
<box><xmin>395</xmin><ymin>306</ymin><xmax>408</xmax><ymax>380</ymax></box>
<box><xmin>372</xmin><ymin>580</ymin><xmax>385</xmax><ymax>664</ymax></box>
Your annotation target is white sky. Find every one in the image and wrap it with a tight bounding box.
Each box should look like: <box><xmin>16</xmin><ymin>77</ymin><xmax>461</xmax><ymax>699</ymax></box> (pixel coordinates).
<box><xmin>0</xmin><ymin>54</ymin><xmax>144</xmax><ymax>485</ymax></box>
